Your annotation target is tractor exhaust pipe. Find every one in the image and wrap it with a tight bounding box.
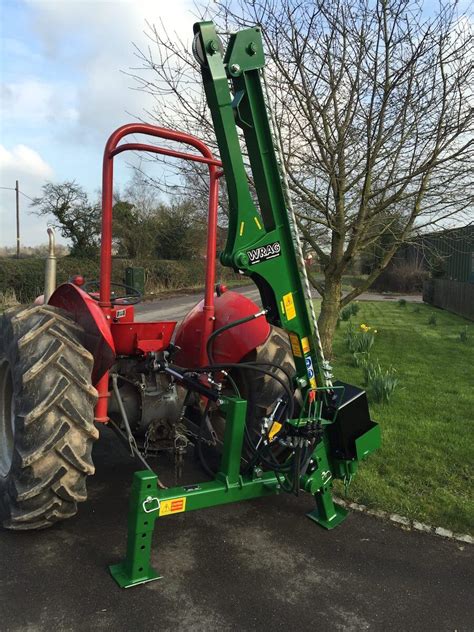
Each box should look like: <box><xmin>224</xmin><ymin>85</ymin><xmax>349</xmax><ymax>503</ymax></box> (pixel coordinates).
<box><xmin>44</xmin><ymin>228</ymin><xmax>57</xmax><ymax>303</ymax></box>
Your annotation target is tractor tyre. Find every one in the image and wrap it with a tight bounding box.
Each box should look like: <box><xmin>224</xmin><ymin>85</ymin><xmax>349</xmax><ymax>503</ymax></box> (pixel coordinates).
<box><xmin>202</xmin><ymin>326</ymin><xmax>297</xmax><ymax>469</ymax></box>
<box><xmin>236</xmin><ymin>325</ymin><xmax>298</xmax><ymax>454</ymax></box>
<box><xmin>0</xmin><ymin>305</ymin><xmax>98</xmax><ymax>530</ymax></box>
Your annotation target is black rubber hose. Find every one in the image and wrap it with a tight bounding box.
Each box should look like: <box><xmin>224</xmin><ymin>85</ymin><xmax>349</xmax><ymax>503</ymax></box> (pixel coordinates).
<box><xmin>196</xmin><ymin>400</ymin><xmax>215</xmax><ymax>478</ymax></box>
<box><xmin>195</xmin><ymin>363</ymin><xmax>295</xmax><ymax>422</ymax></box>
<box><xmin>175</xmin><ymin>361</ymin><xmax>296</xmax><ymax>473</ymax></box>
<box><xmin>163</xmin><ymin>365</ymin><xmax>220</xmax><ymax>401</ymax></box>
<box><xmin>172</xmin><ymin>355</ymin><xmax>298</xmax><ymax>474</ymax></box>
<box><xmin>206</xmin><ymin>311</ymin><xmax>266</xmax><ymax>364</ymax></box>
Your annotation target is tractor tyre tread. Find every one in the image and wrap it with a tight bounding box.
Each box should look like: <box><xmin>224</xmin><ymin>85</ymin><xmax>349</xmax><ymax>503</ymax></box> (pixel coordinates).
<box><xmin>0</xmin><ymin>305</ymin><xmax>98</xmax><ymax>530</ymax></box>
<box><xmin>237</xmin><ymin>326</ymin><xmax>297</xmax><ymax>443</ymax></box>
<box><xmin>203</xmin><ymin>326</ymin><xmax>297</xmax><ymax>469</ymax></box>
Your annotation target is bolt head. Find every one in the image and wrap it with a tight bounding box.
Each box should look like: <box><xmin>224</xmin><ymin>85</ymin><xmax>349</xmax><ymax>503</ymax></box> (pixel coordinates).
<box><xmin>208</xmin><ymin>40</ymin><xmax>219</xmax><ymax>54</ymax></box>
<box><xmin>247</xmin><ymin>42</ymin><xmax>257</xmax><ymax>55</ymax></box>
<box><xmin>234</xmin><ymin>251</ymin><xmax>249</xmax><ymax>267</ymax></box>
<box><xmin>230</xmin><ymin>63</ymin><xmax>241</xmax><ymax>74</ymax></box>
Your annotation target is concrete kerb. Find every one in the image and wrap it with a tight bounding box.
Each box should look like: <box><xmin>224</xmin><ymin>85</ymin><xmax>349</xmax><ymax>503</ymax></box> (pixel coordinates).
<box><xmin>334</xmin><ymin>497</ymin><xmax>473</xmax><ymax>545</ymax></box>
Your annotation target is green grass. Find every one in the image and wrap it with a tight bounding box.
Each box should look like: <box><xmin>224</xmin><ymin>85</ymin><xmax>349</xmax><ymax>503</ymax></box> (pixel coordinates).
<box><xmin>329</xmin><ymin>301</ymin><xmax>474</xmax><ymax>535</ymax></box>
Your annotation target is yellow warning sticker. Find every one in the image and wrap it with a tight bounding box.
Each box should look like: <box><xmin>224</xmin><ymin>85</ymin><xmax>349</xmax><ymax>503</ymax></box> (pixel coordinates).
<box><xmin>309</xmin><ymin>377</ymin><xmax>317</xmax><ymax>389</ymax></box>
<box><xmin>301</xmin><ymin>337</ymin><xmax>310</xmax><ymax>354</ymax></box>
<box><xmin>268</xmin><ymin>421</ymin><xmax>282</xmax><ymax>440</ymax></box>
<box><xmin>289</xmin><ymin>333</ymin><xmax>302</xmax><ymax>358</ymax></box>
<box><xmin>283</xmin><ymin>292</ymin><xmax>296</xmax><ymax>321</ymax></box>
<box><xmin>159</xmin><ymin>497</ymin><xmax>186</xmax><ymax>516</ymax></box>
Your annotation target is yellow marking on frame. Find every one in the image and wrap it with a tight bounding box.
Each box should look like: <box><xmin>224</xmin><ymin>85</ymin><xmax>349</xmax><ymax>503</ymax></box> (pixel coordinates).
<box><xmin>283</xmin><ymin>292</ymin><xmax>296</xmax><ymax>321</ymax></box>
<box><xmin>280</xmin><ymin>300</ymin><xmax>285</xmax><ymax>315</ymax></box>
<box><xmin>289</xmin><ymin>333</ymin><xmax>302</xmax><ymax>358</ymax></box>
<box><xmin>268</xmin><ymin>421</ymin><xmax>282</xmax><ymax>441</ymax></box>
<box><xmin>253</xmin><ymin>216</ymin><xmax>262</xmax><ymax>230</ymax></box>
<box><xmin>301</xmin><ymin>337</ymin><xmax>310</xmax><ymax>354</ymax></box>
<box><xmin>239</xmin><ymin>221</ymin><xmax>245</xmax><ymax>236</ymax></box>
<box><xmin>159</xmin><ymin>497</ymin><xmax>186</xmax><ymax>516</ymax></box>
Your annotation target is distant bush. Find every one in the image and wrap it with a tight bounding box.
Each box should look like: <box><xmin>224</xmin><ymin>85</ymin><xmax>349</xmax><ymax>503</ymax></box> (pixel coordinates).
<box><xmin>340</xmin><ymin>301</ymin><xmax>360</xmax><ymax>321</ymax></box>
<box><xmin>371</xmin><ymin>261</ymin><xmax>428</xmax><ymax>293</ymax></box>
<box><xmin>0</xmin><ymin>257</ymin><xmax>240</xmax><ymax>304</ymax></box>
<box><xmin>340</xmin><ymin>306</ymin><xmax>353</xmax><ymax>321</ymax></box>
<box><xmin>351</xmin><ymin>302</ymin><xmax>360</xmax><ymax>316</ymax></box>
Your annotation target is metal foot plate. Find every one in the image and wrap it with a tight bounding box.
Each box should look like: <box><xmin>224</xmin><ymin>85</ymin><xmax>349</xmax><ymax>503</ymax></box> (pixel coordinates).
<box><xmin>306</xmin><ymin>504</ymin><xmax>348</xmax><ymax>530</ymax></box>
<box><xmin>109</xmin><ymin>563</ymin><xmax>162</xmax><ymax>589</ymax></box>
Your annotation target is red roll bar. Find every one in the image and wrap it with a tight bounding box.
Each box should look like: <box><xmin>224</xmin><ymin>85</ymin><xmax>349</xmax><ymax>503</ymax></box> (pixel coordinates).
<box><xmin>95</xmin><ymin>124</ymin><xmax>222</xmax><ymax>420</ymax></box>
<box><xmin>101</xmin><ymin>124</ymin><xmax>222</xmax><ymax>324</ymax></box>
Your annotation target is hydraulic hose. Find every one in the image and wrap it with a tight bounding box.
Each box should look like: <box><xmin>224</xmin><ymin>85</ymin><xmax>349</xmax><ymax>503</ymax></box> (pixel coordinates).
<box><xmin>177</xmin><ymin>308</ymin><xmax>311</xmax><ymax>479</ymax></box>
<box><xmin>195</xmin><ymin>363</ymin><xmax>295</xmax><ymax>422</ymax></box>
<box><xmin>206</xmin><ymin>310</ymin><xmax>267</xmax><ymax>364</ymax></box>
<box><xmin>197</xmin><ymin>400</ymin><xmax>215</xmax><ymax>478</ymax></box>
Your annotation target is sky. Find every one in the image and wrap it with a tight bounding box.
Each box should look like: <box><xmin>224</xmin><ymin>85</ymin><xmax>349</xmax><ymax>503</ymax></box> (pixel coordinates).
<box><xmin>0</xmin><ymin>0</ymin><xmax>196</xmax><ymax>247</ymax></box>
<box><xmin>1</xmin><ymin>1</ymin><xmax>471</xmax><ymax>248</ymax></box>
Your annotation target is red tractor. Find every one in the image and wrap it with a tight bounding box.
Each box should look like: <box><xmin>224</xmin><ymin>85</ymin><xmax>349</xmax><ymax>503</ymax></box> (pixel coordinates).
<box><xmin>0</xmin><ymin>24</ymin><xmax>378</xmax><ymax>539</ymax></box>
<box><xmin>0</xmin><ymin>123</ymin><xmax>291</xmax><ymax>529</ymax></box>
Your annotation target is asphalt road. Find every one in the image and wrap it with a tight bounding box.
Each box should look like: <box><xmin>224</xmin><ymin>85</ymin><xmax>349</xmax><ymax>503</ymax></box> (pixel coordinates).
<box><xmin>1</xmin><ymin>427</ymin><xmax>472</xmax><ymax>632</ymax></box>
<box><xmin>134</xmin><ymin>285</ymin><xmax>422</xmax><ymax>323</ymax></box>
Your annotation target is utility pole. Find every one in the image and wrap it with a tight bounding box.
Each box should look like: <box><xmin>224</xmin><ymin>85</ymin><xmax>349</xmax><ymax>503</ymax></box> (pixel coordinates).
<box><xmin>15</xmin><ymin>180</ymin><xmax>20</xmax><ymax>258</ymax></box>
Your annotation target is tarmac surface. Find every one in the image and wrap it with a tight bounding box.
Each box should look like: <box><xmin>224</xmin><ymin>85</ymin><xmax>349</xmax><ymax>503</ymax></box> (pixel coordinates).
<box><xmin>134</xmin><ymin>285</ymin><xmax>422</xmax><ymax>323</ymax></box>
<box><xmin>1</xmin><ymin>427</ymin><xmax>472</xmax><ymax>632</ymax></box>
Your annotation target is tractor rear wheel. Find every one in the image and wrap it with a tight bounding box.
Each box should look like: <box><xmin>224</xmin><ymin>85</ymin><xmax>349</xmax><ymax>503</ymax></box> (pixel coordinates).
<box><xmin>235</xmin><ymin>326</ymin><xmax>297</xmax><ymax>459</ymax></box>
<box><xmin>0</xmin><ymin>305</ymin><xmax>98</xmax><ymax>530</ymax></box>
<box><xmin>200</xmin><ymin>326</ymin><xmax>297</xmax><ymax>470</ymax></box>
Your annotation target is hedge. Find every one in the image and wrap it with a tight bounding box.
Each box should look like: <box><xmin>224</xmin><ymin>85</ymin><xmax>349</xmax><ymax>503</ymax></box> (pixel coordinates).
<box><xmin>0</xmin><ymin>257</ymin><xmax>241</xmax><ymax>304</ymax></box>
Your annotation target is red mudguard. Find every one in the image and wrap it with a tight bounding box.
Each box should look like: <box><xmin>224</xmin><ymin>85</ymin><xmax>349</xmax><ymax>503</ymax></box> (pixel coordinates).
<box><xmin>174</xmin><ymin>290</ymin><xmax>270</xmax><ymax>368</ymax></box>
<box><xmin>49</xmin><ymin>284</ymin><xmax>116</xmax><ymax>385</ymax></box>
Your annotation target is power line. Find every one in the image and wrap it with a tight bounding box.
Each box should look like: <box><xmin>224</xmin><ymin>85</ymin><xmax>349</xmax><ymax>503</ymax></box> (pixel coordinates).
<box><xmin>0</xmin><ymin>186</ymin><xmax>35</xmax><ymax>202</ymax></box>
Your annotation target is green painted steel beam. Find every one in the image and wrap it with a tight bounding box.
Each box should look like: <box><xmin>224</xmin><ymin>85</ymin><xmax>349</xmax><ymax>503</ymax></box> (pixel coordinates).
<box><xmin>193</xmin><ymin>22</ymin><xmax>323</xmax><ymax>392</ymax></box>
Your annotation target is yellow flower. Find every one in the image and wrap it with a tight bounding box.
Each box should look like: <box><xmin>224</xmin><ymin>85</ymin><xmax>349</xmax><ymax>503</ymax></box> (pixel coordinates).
<box><xmin>374</xmin><ymin>329</ymin><xmax>378</xmax><ymax>334</ymax></box>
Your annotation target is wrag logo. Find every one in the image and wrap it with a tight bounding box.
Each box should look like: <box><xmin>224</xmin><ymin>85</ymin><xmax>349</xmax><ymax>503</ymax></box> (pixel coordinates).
<box><xmin>246</xmin><ymin>241</ymin><xmax>282</xmax><ymax>265</ymax></box>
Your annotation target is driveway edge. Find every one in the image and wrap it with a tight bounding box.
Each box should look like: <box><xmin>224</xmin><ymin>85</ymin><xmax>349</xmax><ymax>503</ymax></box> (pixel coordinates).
<box><xmin>334</xmin><ymin>497</ymin><xmax>473</xmax><ymax>544</ymax></box>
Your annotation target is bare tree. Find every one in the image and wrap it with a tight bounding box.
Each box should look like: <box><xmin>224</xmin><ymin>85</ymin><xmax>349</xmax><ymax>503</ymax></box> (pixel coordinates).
<box><xmin>130</xmin><ymin>0</ymin><xmax>473</xmax><ymax>354</ymax></box>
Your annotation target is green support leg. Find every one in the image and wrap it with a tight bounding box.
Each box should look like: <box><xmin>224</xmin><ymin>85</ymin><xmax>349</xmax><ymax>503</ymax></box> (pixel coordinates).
<box><xmin>110</xmin><ymin>397</ymin><xmax>281</xmax><ymax>588</ymax></box>
<box><xmin>217</xmin><ymin>397</ymin><xmax>247</xmax><ymax>485</ymax></box>
<box><xmin>303</xmin><ymin>440</ymin><xmax>348</xmax><ymax>529</ymax></box>
<box><xmin>306</xmin><ymin>486</ymin><xmax>348</xmax><ymax>529</ymax></box>
<box><xmin>109</xmin><ymin>471</ymin><xmax>162</xmax><ymax>588</ymax></box>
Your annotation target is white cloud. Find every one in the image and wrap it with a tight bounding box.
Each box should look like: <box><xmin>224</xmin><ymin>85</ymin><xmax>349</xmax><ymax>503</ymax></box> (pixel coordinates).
<box><xmin>0</xmin><ymin>144</ymin><xmax>53</xmax><ymax>180</ymax></box>
<box><xmin>1</xmin><ymin>79</ymin><xmax>78</xmax><ymax>125</ymax></box>
<box><xmin>0</xmin><ymin>145</ymin><xmax>56</xmax><ymax>246</ymax></box>
<box><xmin>25</xmin><ymin>0</ymin><xmax>195</xmax><ymax>140</ymax></box>
<box><xmin>1</xmin><ymin>0</ymin><xmax>199</xmax><ymax>246</ymax></box>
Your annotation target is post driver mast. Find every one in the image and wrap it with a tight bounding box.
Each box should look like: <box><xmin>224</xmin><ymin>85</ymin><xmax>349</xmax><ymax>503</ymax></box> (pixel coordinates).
<box><xmin>110</xmin><ymin>22</ymin><xmax>380</xmax><ymax>588</ymax></box>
